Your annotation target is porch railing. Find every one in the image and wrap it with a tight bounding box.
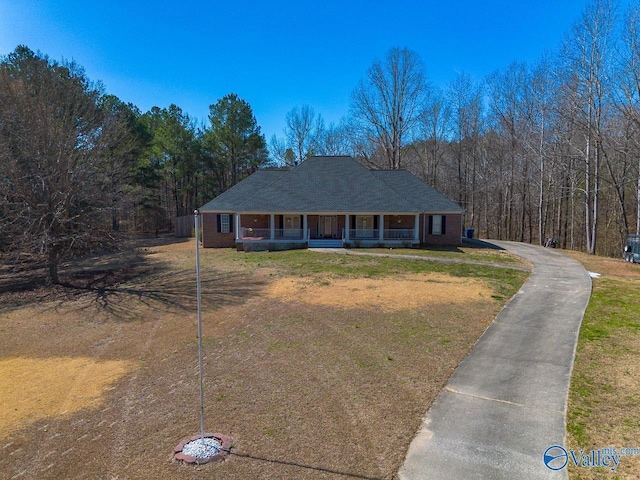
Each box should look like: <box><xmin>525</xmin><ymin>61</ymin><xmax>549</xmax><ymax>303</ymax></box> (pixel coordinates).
<box><xmin>383</xmin><ymin>228</ymin><xmax>415</xmax><ymax>240</ymax></box>
<box><xmin>347</xmin><ymin>228</ymin><xmax>415</xmax><ymax>240</ymax></box>
<box><xmin>275</xmin><ymin>228</ymin><xmax>305</xmax><ymax>240</ymax></box>
<box><xmin>239</xmin><ymin>227</ymin><xmax>414</xmax><ymax>241</ymax></box>
<box><xmin>240</xmin><ymin>227</ymin><xmax>270</xmax><ymax>239</ymax></box>
<box><xmin>240</xmin><ymin>227</ymin><xmax>305</xmax><ymax>240</ymax></box>
<box><xmin>348</xmin><ymin>228</ymin><xmax>377</xmax><ymax>239</ymax></box>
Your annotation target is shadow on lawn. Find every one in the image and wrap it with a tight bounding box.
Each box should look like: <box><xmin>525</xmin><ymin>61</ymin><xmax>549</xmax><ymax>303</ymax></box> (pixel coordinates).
<box><xmin>0</xmin><ymin>236</ymin><xmax>267</xmax><ymax>319</ymax></box>
<box><xmin>55</xmin><ymin>268</ymin><xmax>267</xmax><ymax>321</ymax></box>
<box><xmin>229</xmin><ymin>451</ymin><xmax>384</xmax><ymax>480</ymax></box>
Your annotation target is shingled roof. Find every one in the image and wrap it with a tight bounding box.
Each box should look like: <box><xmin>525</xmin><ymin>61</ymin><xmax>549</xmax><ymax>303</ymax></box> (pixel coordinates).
<box><xmin>199</xmin><ymin>156</ymin><xmax>463</xmax><ymax>214</ymax></box>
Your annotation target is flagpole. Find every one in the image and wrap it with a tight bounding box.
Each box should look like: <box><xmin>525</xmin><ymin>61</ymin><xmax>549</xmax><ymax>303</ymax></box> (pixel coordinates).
<box><xmin>194</xmin><ymin>209</ymin><xmax>205</xmax><ymax>440</ymax></box>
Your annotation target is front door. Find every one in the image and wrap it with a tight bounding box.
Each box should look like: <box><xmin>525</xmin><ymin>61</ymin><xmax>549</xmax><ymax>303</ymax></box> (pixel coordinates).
<box><xmin>318</xmin><ymin>216</ymin><xmax>337</xmax><ymax>238</ymax></box>
<box><xmin>323</xmin><ymin>216</ymin><xmax>334</xmax><ymax>238</ymax></box>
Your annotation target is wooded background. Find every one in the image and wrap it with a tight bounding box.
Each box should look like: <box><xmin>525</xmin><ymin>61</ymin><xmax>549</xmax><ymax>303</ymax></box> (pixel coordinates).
<box><xmin>1</xmin><ymin>0</ymin><xmax>639</xmax><ymax>283</ymax></box>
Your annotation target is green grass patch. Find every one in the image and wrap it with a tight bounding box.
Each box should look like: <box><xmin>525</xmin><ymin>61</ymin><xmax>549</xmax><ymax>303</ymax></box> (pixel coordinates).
<box><xmin>359</xmin><ymin>246</ymin><xmax>524</xmax><ymax>264</ymax></box>
<box><xmin>567</xmin><ymin>265</ymin><xmax>640</xmax><ymax>479</ymax></box>
<box><xmin>575</xmin><ymin>278</ymin><xmax>640</xmax><ymax>347</ymax></box>
<box><xmin>233</xmin><ymin>250</ymin><xmax>528</xmax><ymax>298</ymax></box>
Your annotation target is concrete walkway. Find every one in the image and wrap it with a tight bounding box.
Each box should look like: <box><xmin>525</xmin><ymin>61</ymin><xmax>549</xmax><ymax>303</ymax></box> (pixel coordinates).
<box><xmin>398</xmin><ymin>241</ymin><xmax>593</xmax><ymax>479</ymax></box>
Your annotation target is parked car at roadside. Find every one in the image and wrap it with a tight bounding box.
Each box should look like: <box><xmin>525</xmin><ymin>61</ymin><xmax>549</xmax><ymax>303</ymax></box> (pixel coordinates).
<box><xmin>623</xmin><ymin>234</ymin><xmax>640</xmax><ymax>263</ymax></box>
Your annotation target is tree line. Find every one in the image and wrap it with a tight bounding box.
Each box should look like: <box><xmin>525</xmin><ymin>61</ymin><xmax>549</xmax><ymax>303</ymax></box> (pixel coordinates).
<box><xmin>271</xmin><ymin>0</ymin><xmax>640</xmax><ymax>257</ymax></box>
<box><xmin>429</xmin><ymin>0</ymin><xmax>640</xmax><ymax>258</ymax></box>
<box><xmin>0</xmin><ymin>46</ymin><xmax>268</xmax><ymax>283</ymax></box>
<box><xmin>282</xmin><ymin>0</ymin><xmax>639</xmax><ymax>259</ymax></box>
<box><xmin>2</xmin><ymin>0</ymin><xmax>639</xmax><ymax>284</ymax></box>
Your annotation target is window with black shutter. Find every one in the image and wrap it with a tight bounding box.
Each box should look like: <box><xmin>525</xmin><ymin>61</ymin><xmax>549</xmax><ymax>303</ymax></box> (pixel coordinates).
<box><xmin>429</xmin><ymin>215</ymin><xmax>443</xmax><ymax>235</ymax></box>
<box><xmin>217</xmin><ymin>214</ymin><xmax>231</xmax><ymax>234</ymax></box>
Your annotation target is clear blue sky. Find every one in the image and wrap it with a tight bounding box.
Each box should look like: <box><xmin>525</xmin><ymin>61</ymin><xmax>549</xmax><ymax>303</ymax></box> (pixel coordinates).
<box><xmin>0</xmin><ymin>0</ymin><xmax>616</xmax><ymax>142</ymax></box>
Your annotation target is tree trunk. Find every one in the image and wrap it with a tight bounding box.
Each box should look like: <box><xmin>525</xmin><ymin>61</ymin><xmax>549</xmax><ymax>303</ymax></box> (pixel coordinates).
<box><xmin>637</xmin><ymin>155</ymin><xmax>640</xmax><ymax>234</ymax></box>
<box><xmin>538</xmin><ymin>122</ymin><xmax>545</xmax><ymax>245</ymax></box>
<box><xmin>47</xmin><ymin>248</ymin><xmax>60</xmax><ymax>285</ymax></box>
<box><xmin>590</xmin><ymin>142</ymin><xmax>600</xmax><ymax>254</ymax></box>
<box><xmin>585</xmin><ymin>129</ymin><xmax>594</xmax><ymax>254</ymax></box>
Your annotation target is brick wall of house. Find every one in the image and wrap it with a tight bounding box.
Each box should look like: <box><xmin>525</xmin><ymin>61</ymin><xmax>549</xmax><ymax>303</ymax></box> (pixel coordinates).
<box><xmin>242</xmin><ymin>214</ymin><xmax>270</xmax><ymax>229</ymax></box>
<box><xmin>384</xmin><ymin>215</ymin><xmax>415</xmax><ymax>229</ymax></box>
<box><xmin>202</xmin><ymin>213</ymin><xmax>236</xmax><ymax>248</ymax></box>
<box><xmin>421</xmin><ymin>214</ymin><xmax>462</xmax><ymax>246</ymax></box>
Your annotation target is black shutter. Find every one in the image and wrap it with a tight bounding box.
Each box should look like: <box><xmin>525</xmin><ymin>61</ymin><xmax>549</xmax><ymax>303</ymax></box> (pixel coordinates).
<box><xmin>442</xmin><ymin>216</ymin><xmax>446</xmax><ymax>235</ymax></box>
<box><xmin>217</xmin><ymin>214</ymin><xmax>221</xmax><ymax>233</ymax></box>
<box><xmin>373</xmin><ymin>216</ymin><xmax>378</xmax><ymax>229</ymax></box>
<box><xmin>351</xmin><ymin>216</ymin><xmax>356</xmax><ymax>229</ymax></box>
<box><xmin>229</xmin><ymin>214</ymin><xmax>234</xmax><ymax>233</ymax></box>
<box><xmin>428</xmin><ymin>215</ymin><xmax>433</xmax><ymax>235</ymax></box>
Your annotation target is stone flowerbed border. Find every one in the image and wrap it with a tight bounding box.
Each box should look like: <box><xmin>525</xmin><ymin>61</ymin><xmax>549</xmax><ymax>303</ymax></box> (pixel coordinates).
<box><xmin>174</xmin><ymin>433</ymin><xmax>232</xmax><ymax>464</ymax></box>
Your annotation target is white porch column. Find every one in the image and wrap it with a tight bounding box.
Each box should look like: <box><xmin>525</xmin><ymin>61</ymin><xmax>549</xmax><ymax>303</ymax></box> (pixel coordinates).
<box><xmin>414</xmin><ymin>214</ymin><xmax>420</xmax><ymax>242</ymax></box>
<box><xmin>379</xmin><ymin>214</ymin><xmax>384</xmax><ymax>242</ymax></box>
<box><xmin>345</xmin><ymin>214</ymin><xmax>350</xmax><ymax>241</ymax></box>
<box><xmin>303</xmin><ymin>214</ymin><xmax>308</xmax><ymax>240</ymax></box>
<box><xmin>270</xmin><ymin>214</ymin><xmax>275</xmax><ymax>240</ymax></box>
<box><xmin>235</xmin><ymin>213</ymin><xmax>241</xmax><ymax>241</ymax></box>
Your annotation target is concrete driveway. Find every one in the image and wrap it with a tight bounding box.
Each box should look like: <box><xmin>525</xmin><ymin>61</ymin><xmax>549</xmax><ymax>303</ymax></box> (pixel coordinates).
<box><xmin>398</xmin><ymin>241</ymin><xmax>592</xmax><ymax>479</ymax></box>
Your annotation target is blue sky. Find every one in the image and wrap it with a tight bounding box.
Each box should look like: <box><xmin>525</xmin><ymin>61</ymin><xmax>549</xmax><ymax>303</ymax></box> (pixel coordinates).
<box><xmin>0</xmin><ymin>1</ymin><xmax>614</xmax><ymax>141</ymax></box>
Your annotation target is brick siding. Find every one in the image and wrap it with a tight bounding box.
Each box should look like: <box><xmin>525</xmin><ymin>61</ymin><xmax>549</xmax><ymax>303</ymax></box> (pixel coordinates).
<box><xmin>202</xmin><ymin>213</ymin><xmax>236</xmax><ymax>248</ymax></box>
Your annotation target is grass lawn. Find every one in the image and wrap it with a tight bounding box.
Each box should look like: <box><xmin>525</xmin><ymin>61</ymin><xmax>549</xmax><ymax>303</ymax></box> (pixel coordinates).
<box><xmin>0</xmin><ymin>238</ymin><xmax>527</xmax><ymax>480</ymax></box>
<box><xmin>356</xmin><ymin>245</ymin><xmax>530</xmax><ymax>268</ymax></box>
<box><xmin>564</xmin><ymin>251</ymin><xmax>640</xmax><ymax>479</ymax></box>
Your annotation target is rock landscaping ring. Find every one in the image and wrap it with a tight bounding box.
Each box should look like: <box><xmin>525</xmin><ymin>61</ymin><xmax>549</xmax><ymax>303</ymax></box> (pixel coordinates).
<box><xmin>174</xmin><ymin>433</ymin><xmax>232</xmax><ymax>464</ymax></box>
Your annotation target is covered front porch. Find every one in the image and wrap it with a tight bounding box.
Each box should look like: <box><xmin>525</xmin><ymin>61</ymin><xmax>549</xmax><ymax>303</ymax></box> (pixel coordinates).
<box><xmin>235</xmin><ymin>213</ymin><xmax>420</xmax><ymax>249</ymax></box>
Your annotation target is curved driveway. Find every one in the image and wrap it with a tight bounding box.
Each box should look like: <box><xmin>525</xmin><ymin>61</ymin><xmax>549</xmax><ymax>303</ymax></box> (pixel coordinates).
<box><xmin>398</xmin><ymin>241</ymin><xmax>593</xmax><ymax>479</ymax></box>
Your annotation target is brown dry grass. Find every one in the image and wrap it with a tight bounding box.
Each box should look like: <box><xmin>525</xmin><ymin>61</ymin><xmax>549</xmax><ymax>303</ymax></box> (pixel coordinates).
<box><xmin>0</xmin><ymin>357</ymin><xmax>132</xmax><ymax>439</ymax></box>
<box><xmin>266</xmin><ymin>274</ymin><xmax>494</xmax><ymax>312</ymax></box>
<box><xmin>0</xmin><ymin>238</ymin><xmax>524</xmax><ymax>480</ymax></box>
<box><xmin>564</xmin><ymin>249</ymin><xmax>640</xmax><ymax>278</ymax></box>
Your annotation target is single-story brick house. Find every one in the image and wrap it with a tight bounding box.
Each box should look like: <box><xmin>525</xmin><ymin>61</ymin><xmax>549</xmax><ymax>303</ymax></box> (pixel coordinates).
<box><xmin>199</xmin><ymin>156</ymin><xmax>464</xmax><ymax>250</ymax></box>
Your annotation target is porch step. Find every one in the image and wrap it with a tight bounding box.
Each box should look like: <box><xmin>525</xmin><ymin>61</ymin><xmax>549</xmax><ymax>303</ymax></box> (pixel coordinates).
<box><xmin>308</xmin><ymin>239</ymin><xmax>343</xmax><ymax>248</ymax></box>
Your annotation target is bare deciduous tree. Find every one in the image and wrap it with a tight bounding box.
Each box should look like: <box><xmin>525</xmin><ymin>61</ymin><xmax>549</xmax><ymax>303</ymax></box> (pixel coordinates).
<box><xmin>0</xmin><ymin>46</ymin><xmax>132</xmax><ymax>284</ymax></box>
<box><xmin>350</xmin><ymin>47</ymin><xmax>426</xmax><ymax>169</ymax></box>
<box><xmin>447</xmin><ymin>72</ymin><xmax>484</xmax><ymax>222</ymax></box>
<box><xmin>414</xmin><ymin>85</ymin><xmax>451</xmax><ymax>187</ymax></box>
<box><xmin>620</xmin><ymin>0</ymin><xmax>640</xmax><ymax>235</ymax></box>
<box><xmin>268</xmin><ymin>105</ymin><xmax>325</xmax><ymax>166</ymax></box>
<box><xmin>285</xmin><ymin>105</ymin><xmax>324</xmax><ymax>164</ymax></box>
<box><xmin>317</xmin><ymin>121</ymin><xmax>352</xmax><ymax>157</ymax></box>
<box><xmin>560</xmin><ymin>0</ymin><xmax>617</xmax><ymax>254</ymax></box>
